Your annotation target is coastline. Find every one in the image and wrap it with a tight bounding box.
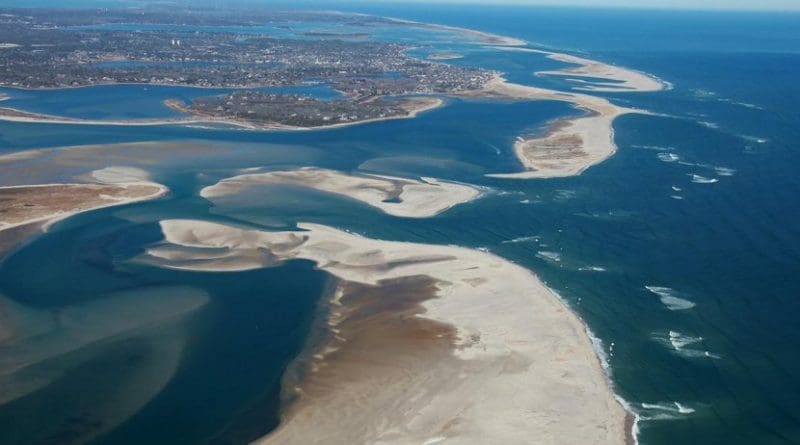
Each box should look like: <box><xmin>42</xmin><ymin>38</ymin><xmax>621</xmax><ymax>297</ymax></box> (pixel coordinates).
<box><xmin>142</xmin><ymin>219</ymin><xmax>630</xmax><ymax>444</ymax></box>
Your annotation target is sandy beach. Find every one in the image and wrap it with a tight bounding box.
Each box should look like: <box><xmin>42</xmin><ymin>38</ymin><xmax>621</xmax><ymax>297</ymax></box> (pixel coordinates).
<box><xmin>141</xmin><ymin>219</ymin><xmax>630</xmax><ymax>444</ymax></box>
<box><xmin>201</xmin><ymin>167</ymin><xmax>482</xmax><ymax>218</ymax></box>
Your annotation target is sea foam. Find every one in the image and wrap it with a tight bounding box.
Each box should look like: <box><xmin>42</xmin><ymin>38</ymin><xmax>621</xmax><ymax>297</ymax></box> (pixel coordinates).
<box><xmin>657</xmin><ymin>152</ymin><xmax>680</xmax><ymax>163</ymax></box>
<box><xmin>536</xmin><ymin>251</ymin><xmax>562</xmax><ymax>263</ymax></box>
<box><xmin>645</xmin><ymin>286</ymin><xmax>696</xmax><ymax>311</ymax></box>
<box><xmin>653</xmin><ymin>330</ymin><xmax>721</xmax><ymax>359</ymax></box>
<box><xmin>639</xmin><ymin>401</ymin><xmax>696</xmax><ymax>420</ymax></box>
<box><xmin>501</xmin><ymin>235</ymin><xmax>539</xmax><ymax>244</ymax></box>
<box><xmin>690</xmin><ymin>174</ymin><xmax>719</xmax><ymax>184</ymax></box>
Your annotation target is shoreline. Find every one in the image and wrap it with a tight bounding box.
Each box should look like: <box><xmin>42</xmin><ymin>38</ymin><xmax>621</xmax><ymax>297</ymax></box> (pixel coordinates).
<box><xmin>142</xmin><ymin>219</ymin><xmax>630</xmax><ymax>444</ymax></box>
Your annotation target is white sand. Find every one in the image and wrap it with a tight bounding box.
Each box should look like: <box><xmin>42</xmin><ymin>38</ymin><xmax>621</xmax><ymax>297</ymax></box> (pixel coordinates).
<box><xmin>200</xmin><ymin>167</ymin><xmax>482</xmax><ymax>218</ymax></box>
<box><xmin>144</xmin><ymin>219</ymin><xmax>629</xmax><ymax>445</ymax></box>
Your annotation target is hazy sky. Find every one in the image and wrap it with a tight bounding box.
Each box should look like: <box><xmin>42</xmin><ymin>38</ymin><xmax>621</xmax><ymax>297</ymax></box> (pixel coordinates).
<box><xmin>362</xmin><ymin>0</ymin><xmax>800</xmax><ymax>11</ymax></box>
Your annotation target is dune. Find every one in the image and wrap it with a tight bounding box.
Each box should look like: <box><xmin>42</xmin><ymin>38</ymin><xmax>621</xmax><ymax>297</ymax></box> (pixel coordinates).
<box><xmin>142</xmin><ymin>219</ymin><xmax>630</xmax><ymax>445</ymax></box>
<box><xmin>200</xmin><ymin>167</ymin><xmax>482</xmax><ymax>218</ymax></box>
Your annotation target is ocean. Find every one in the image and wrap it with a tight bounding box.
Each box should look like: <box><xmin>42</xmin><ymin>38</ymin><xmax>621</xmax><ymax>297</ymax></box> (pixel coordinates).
<box><xmin>0</xmin><ymin>4</ymin><xmax>799</xmax><ymax>444</ymax></box>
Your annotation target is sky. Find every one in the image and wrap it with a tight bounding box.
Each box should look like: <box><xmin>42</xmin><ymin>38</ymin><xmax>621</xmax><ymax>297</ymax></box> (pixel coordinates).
<box><xmin>340</xmin><ymin>0</ymin><xmax>800</xmax><ymax>11</ymax></box>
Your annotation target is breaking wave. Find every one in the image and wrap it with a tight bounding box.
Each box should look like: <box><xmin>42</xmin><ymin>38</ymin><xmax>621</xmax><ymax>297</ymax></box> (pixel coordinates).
<box><xmin>645</xmin><ymin>286</ymin><xmax>696</xmax><ymax>311</ymax></box>
<box><xmin>536</xmin><ymin>251</ymin><xmax>562</xmax><ymax>263</ymax></box>
<box><xmin>639</xmin><ymin>401</ymin><xmax>696</xmax><ymax>420</ymax></box>
<box><xmin>653</xmin><ymin>330</ymin><xmax>721</xmax><ymax>359</ymax></box>
<box><xmin>690</xmin><ymin>174</ymin><xmax>719</xmax><ymax>184</ymax></box>
<box><xmin>501</xmin><ymin>235</ymin><xmax>539</xmax><ymax>244</ymax></box>
<box><xmin>657</xmin><ymin>152</ymin><xmax>680</xmax><ymax>163</ymax></box>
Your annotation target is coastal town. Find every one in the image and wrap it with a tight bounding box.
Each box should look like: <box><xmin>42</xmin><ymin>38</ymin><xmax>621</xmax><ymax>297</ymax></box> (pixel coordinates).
<box><xmin>0</xmin><ymin>8</ymin><xmax>492</xmax><ymax>126</ymax></box>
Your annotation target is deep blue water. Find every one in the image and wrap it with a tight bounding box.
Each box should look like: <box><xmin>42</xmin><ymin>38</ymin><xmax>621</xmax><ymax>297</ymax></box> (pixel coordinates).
<box><xmin>1</xmin><ymin>5</ymin><xmax>799</xmax><ymax>445</ymax></box>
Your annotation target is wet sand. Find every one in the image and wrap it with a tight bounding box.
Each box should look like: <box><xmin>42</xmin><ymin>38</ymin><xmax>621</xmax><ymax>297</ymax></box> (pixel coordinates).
<box><xmin>201</xmin><ymin>167</ymin><xmax>482</xmax><ymax>218</ymax></box>
<box><xmin>143</xmin><ymin>219</ymin><xmax>629</xmax><ymax>444</ymax></box>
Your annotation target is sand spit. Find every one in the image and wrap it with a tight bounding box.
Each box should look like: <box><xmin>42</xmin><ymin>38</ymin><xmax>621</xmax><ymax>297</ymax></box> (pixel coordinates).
<box><xmin>200</xmin><ymin>167</ymin><xmax>482</xmax><ymax>218</ymax></box>
<box><xmin>463</xmin><ymin>75</ymin><xmax>641</xmax><ymax>178</ymax></box>
<box><xmin>0</xmin><ymin>167</ymin><xmax>167</xmax><ymax>257</ymax></box>
<box><xmin>0</xmin><ymin>182</ymin><xmax>166</xmax><ymax>232</ymax></box>
<box><xmin>490</xmin><ymin>46</ymin><xmax>666</xmax><ymax>93</ymax></box>
<box><xmin>143</xmin><ymin>219</ymin><xmax>628</xmax><ymax>444</ymax></box>
<box><xmin>385</xmin><ymin>17</ymin><xmax>527</xmax><ymax>46</ymax></box>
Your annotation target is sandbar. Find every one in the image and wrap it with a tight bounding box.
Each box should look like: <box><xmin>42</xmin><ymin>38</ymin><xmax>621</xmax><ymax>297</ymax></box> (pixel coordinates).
<box><xmin>142</xmin><ymin>219</ymin><xmax>630</xmax><ymax>444</ymax></box>
<box><xmin>200</xmin><ymin>167</ymin><xmax>482</xmax><ymax>218</ymax></box>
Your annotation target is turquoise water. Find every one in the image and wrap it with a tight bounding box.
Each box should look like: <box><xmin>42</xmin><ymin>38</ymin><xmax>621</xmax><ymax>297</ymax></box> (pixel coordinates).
<box><xmin>1</xmin><ymin>5</ymin><xmax>799</xmax><ymax>445</ymax></box>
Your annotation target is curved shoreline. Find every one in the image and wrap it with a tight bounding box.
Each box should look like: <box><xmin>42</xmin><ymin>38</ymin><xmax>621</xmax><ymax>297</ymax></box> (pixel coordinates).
<box><xmin>142</xmin><ymin>219</ymin><xmax>630</xmax><ymax>444</ymax></box>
